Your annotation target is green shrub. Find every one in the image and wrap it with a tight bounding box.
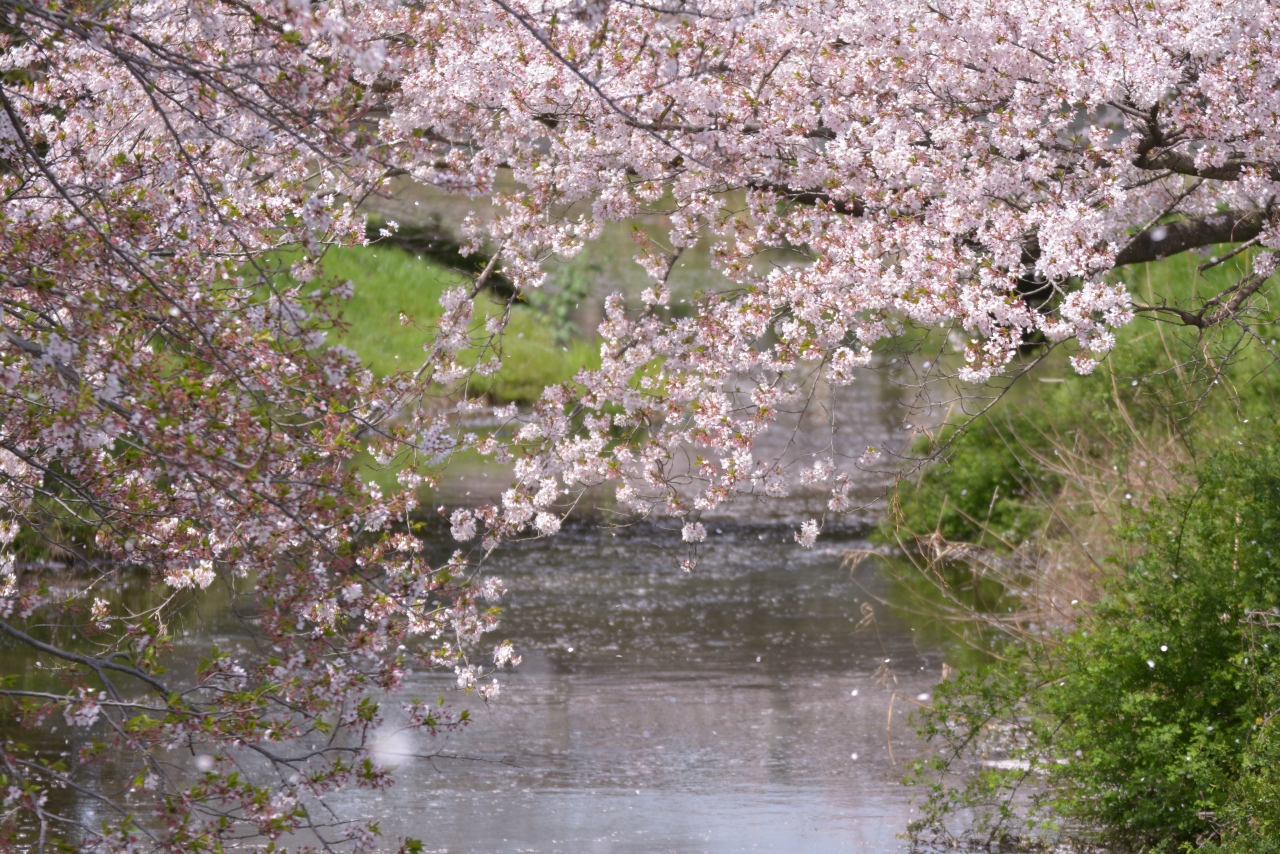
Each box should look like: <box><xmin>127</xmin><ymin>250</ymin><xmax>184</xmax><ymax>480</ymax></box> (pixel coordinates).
<box><xmin>885</xmin><ymin>416</ymin><xmax>1058</xmax><ymax>549</ymax></box>
<box><xmin>1048</xmin><ymin>437</ymin><xmax>1280</xmax><ymax>848</ymax></box>
<box><xmin>1202</xmin><ymin>713</ymin><xmax>1280</xmax><ymax>853</ymax></box>
<box><xmin>884</xmin><ymin>249</ymin><xmax>1280</xmax><ymax>554</ymax></box>
<box><xmin>911</xmin><ymin>433</ymin><xmax>1280</xmax><ymax>852</ymax></box>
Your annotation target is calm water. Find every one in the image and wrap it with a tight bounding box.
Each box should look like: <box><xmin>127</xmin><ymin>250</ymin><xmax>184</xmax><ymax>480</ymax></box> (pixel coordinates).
<box><xmin>324</xmin><ymin>522</ymin><xmax>944</xmax><ymax>853</ymax></box>
<box><xmin>27</xmin><ymin>523</ymin><xmax>945</xmax><ymax>852</ymax></box>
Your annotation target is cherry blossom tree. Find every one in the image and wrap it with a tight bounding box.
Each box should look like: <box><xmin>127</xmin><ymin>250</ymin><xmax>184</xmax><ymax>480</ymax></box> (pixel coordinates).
<box><xmin>0</xmin><ymin>1</ymin><xmax>513</xmax><ymax>849</ymax></box>
<box><xmin>2</xmin><ymin>0</ymin><xmax>1278</xmax><ymax>849</ymax></box>
<box><xmin>395</xmin><ymin>0</ymin><xmax>1280</xmax><ymax>554</ymax></box>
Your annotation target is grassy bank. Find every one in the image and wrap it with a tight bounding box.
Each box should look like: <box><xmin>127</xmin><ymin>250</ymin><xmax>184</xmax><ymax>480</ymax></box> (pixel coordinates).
<box><xmin>322</xmin><ymin>244</ymin><xmax>599</xmax><ymax>404</ymax></box>
<box><xmin>885</xmin><ymin>252</ymin><xmax>1280</xmax><ymax>851</ymax></box>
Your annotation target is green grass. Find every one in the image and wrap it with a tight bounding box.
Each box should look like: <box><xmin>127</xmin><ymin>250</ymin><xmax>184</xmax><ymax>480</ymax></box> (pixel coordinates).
<box><xmin>321</xmin><ymin>245</ymin><xmax>599</xmax><ymax>403</ymax></box>
<box><xmin>321</xmin><ymin>246</ymin><xmax>462</xmax><ymax>376</ymax></box>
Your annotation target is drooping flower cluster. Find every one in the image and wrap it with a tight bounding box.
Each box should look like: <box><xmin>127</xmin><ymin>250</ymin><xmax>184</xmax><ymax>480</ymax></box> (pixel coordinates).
<box><xmin>375</xmin><ymin>0</ymin><xmax>1280</xmax><ymax>549</ymax></box>
<box><xmin>2</xmin><ymin>0</ymin><xmax>1279</xmax><ymax>849</ymax></box>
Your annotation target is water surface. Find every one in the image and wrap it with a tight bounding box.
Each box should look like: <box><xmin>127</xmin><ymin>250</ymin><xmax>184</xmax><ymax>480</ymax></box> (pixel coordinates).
<box><xmin>336</xmin><ymin>523</ymin><xmax>943</xmax><ymax>853</ymax></box>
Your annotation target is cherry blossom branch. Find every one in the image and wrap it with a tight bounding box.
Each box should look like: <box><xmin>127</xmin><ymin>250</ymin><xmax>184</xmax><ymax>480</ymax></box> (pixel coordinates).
<box><xmin>0</xmin><ymin>619</ymin><xmax>173</xmax><ymax>699</ymax></box>
<box><xmin>1113</xmin><ymin>209</ymin><xmax>1270</xmax><ymax>268</ymax></box>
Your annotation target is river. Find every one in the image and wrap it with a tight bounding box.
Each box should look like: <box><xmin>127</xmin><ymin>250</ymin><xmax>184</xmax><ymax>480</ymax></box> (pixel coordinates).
<box><xmin>337</xmin><ymin>184</ymin><xmax>943</xmax><ymax>852</ymax></box>
<box><xmin>30</xmin><ymin>519</ymin><xmax>949</xmax><ymax>853</ymax></box>
<box><xmin>326</xmin><ymin>522</ymin><xmax>945</xmax><ymax>853</ymax></box>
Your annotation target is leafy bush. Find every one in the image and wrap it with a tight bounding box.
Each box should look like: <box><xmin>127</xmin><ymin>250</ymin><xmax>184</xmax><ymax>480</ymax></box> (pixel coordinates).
<box><xmin>1050</xmin><ymin>438</ymin><xmax>1280</xmax><ymax>847</ymax></box>
<box><xmin>911</xmin><ymin>433</ymin><xmax>1280</xmax><ymax>852</ymax></box>
<box><xmin>885</xmin><ymin>416</ymin><xmax>1058</xmax><ymax>549</ymax></box>
<box><xmin>1202</xmin><ymin>712</ymin><xmax>1280</xmax><ymax>853</ymax></box>
<box><xmin>897</xmin><ymin>254</ymin><xmax>1280</xmax><ymax>850</ymax></box>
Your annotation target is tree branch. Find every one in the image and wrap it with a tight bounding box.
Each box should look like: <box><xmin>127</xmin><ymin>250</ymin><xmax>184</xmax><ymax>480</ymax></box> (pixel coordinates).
<box><xmin>745</xmin><ymin>180</ymin><xmax>864</xmax><ymax>216</ymax></box>
<box><xmin>0</xmin><ymin>619</ymin><xmax>174</xmax><ymax>699</ymax></box>
<box><xmin>1131</xmin><ymin>270</ymin><xmax>1272</xmax><ymax>328</ymax></box>
<box><xmin>1135</xmin><ymin>148</ymin><xmax>1280</xmax><ymax>183</ymax></box>
<box><xmin>1114</xmin><ymin>209</ymin><xmax>1268</xmax><ymax>268</ymax></box>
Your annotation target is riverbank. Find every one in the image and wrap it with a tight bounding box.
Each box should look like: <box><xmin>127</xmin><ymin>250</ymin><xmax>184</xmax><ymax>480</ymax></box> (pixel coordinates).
<box><xmin>883</xmin><ymin>251</ymin><xmax>1280</xmax><ymax>852</ymax></box>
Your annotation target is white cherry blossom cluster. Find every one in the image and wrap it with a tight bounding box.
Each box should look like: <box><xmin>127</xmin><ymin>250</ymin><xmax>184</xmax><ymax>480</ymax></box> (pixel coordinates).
<box><xmin>380</xmin><ymin>0</ymin><xmax>1280</xmax><ymax>553</ymax></box>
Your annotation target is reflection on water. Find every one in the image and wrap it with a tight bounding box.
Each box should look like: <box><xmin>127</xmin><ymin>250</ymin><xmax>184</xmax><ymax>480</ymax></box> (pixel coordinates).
<box><xmin>322</xmin><ymin>522</ymin><xmax>944</xmax><ymax>853</ymax></box>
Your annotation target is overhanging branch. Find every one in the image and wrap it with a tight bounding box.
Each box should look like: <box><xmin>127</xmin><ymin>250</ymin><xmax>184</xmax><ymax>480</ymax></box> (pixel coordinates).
<box><xmin>1131</xmin><ymin>270</ymin><xmax>1271</xmax><ymax>328</ymax></box>
<box><xmin>1113</xmin><ymin>209</ymin><xmax>1268</xmax><ymax>268</ymax></box>
<box><xmin>1135</xmin><ymin>148</ymin><xmax>1280</xmax><ymax>184</ymax></box>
